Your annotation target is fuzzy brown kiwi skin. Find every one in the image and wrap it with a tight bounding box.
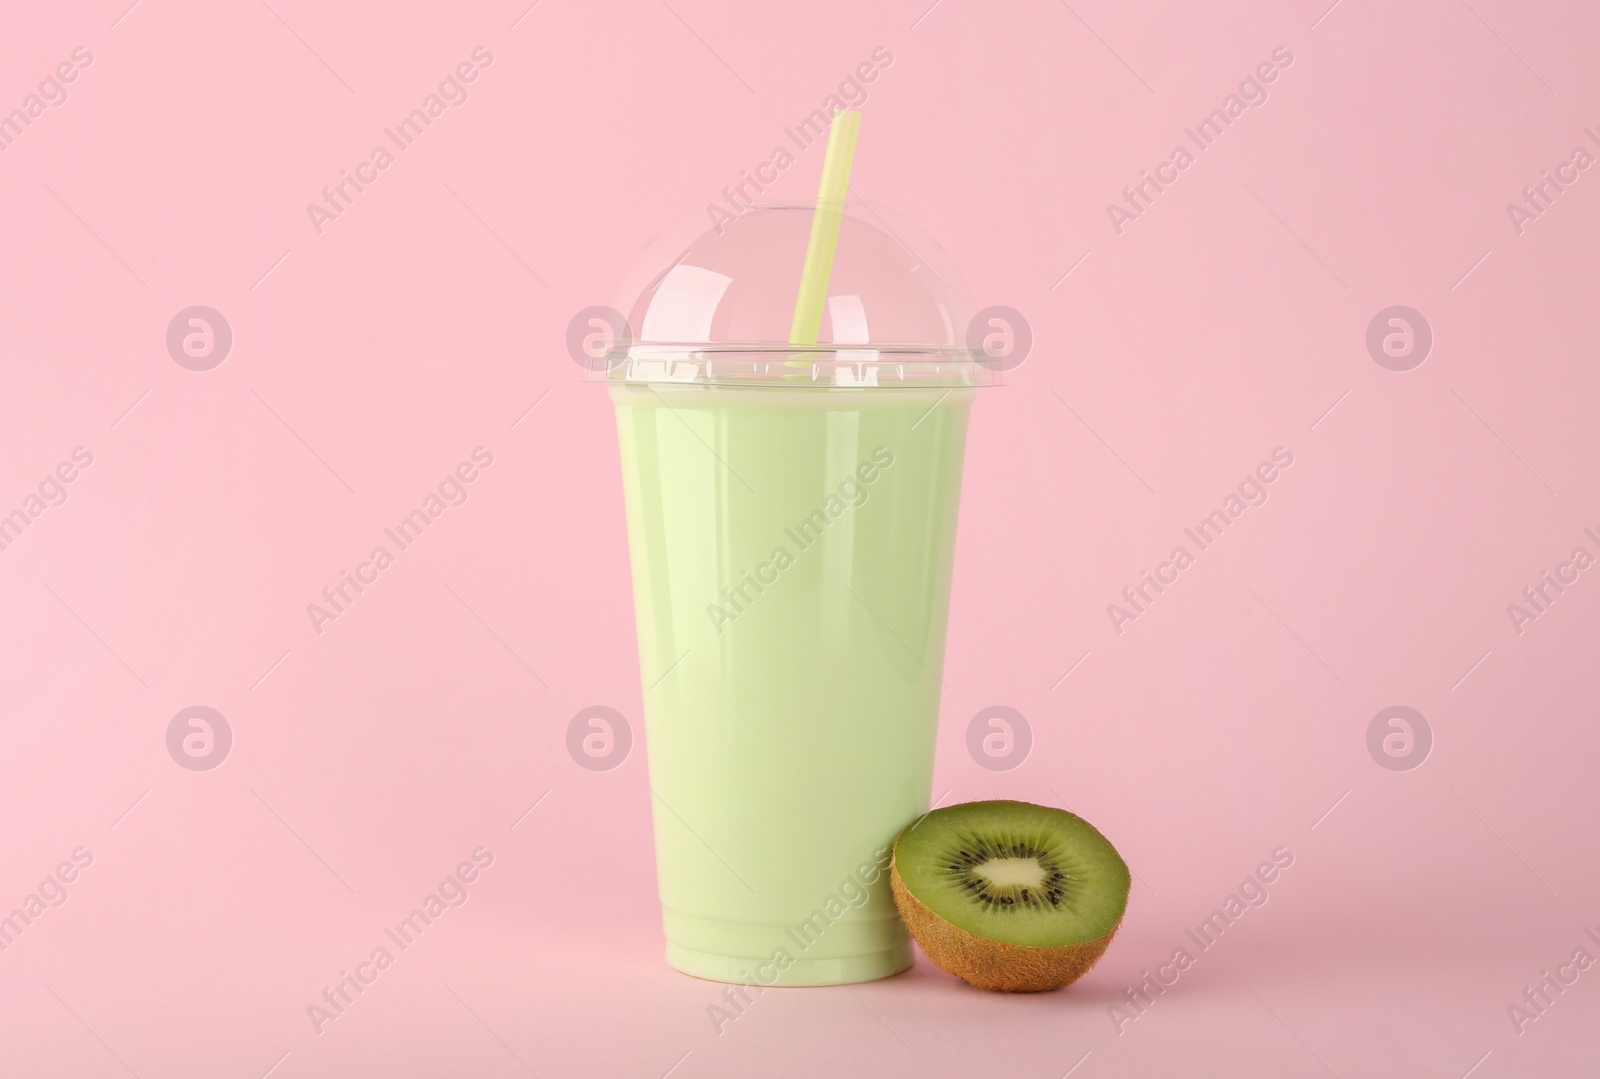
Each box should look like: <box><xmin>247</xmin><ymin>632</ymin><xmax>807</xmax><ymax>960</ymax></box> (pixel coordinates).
<box><xmin>889</xmin><ymin>834</ymin><xmax>1123</xmax><ymax>993</ymax></box>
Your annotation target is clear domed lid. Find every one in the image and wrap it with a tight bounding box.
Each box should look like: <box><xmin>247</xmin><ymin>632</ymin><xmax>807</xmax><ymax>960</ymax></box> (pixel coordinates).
<box><xmin>608</xmin><ymin>201</ymin><xmax>993</xmax><ymax>388</ymax></box>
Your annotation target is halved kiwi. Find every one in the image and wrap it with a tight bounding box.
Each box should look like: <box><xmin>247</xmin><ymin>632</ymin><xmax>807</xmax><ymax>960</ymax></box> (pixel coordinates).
<box><xmin>890</xmin><ymin>800</ymin><xmax>1130</xmax><ymax>992</ymax></box>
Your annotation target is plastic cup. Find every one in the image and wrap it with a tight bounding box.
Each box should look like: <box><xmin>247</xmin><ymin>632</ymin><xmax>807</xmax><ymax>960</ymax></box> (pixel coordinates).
<box><xmin>607</xmin><ymin>201</ymin><xmax>992</xmax><ymax>986</ymax></box>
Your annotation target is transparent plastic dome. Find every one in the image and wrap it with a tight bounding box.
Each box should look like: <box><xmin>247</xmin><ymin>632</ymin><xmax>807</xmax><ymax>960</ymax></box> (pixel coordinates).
<box><xmin>609</xmin><ymin>201</ymin><xmax>992</xmax><ymax>387</ymax></box>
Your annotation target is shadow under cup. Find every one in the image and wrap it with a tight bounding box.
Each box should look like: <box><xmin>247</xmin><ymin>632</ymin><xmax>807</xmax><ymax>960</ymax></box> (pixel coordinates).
<box><xmin>611</xmin><ymin>361</ymin><xmax>978</xmax><ymax>986</ymax></box>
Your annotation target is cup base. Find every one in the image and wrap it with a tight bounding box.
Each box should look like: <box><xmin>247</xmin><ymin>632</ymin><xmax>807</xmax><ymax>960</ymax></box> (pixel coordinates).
<box><xmin>665</xmin><ymin>941</ymin><xmax>913</xmax><ymax>987</ymax></box>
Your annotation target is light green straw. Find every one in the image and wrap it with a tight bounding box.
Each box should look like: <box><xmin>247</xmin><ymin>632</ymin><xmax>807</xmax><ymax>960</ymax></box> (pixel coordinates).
<box><xmin>786</xmin><ymin>109</ymin><xmax>861</xmax><ymax>370</ymax></box>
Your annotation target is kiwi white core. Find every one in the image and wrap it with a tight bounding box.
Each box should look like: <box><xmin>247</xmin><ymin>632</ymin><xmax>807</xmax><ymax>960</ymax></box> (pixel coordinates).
<box><xmin>973</xmin><ymin>857</ymin><xmax>1048</xmax><ymax>890</ymax></box>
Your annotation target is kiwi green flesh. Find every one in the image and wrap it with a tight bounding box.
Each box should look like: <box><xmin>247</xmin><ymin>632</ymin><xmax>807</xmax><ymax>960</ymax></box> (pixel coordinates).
<box><xmin>894</xmin><ymin>800</ymin><xmax>1129</xmax><ymax>949</ymax></box>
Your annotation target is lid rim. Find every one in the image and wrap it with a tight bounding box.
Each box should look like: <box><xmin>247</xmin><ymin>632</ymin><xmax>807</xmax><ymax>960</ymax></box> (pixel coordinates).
<box><xmin>624</xmin><ymin>342</ymin><xmax>979</xmax><ymax>355</ymax></box>
<box><xmin>599</xmin><ymin>348</ymin><xmax>1000</xmax><ymax>388</ymax></box>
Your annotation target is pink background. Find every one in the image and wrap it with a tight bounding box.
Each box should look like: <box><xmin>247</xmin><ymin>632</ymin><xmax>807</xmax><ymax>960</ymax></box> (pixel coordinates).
<box><xmin>3</xmin><ymin>0</ymin><xmax>1598</xmax><ymax>1075</ymax></box>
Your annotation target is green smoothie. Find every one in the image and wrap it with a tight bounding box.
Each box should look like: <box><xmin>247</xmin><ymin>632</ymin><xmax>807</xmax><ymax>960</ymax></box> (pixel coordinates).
<box><xmin>612</xmin><ymin>382</ymin><xmax>974</xmax><ymax>986</ymax></box>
